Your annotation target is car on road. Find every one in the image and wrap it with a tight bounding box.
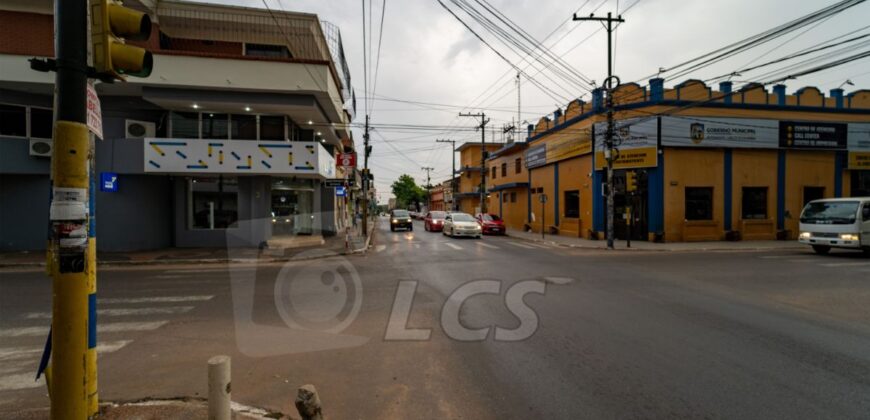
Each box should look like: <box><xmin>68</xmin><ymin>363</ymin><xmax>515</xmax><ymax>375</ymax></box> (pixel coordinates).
<box><xmin>799</xmin><ymin>197</ymin><xmax>870</xmax><ymax>255</ymax></box>
<box><xmin>442</xmin><ymin>212</ymin><xmax>482</xmax><ymax>238</ymax></box>
<box><xmin>476</xmin><ymin>213</ymin><xmax>505</xmax><ymax>235</ymax></box>
<box><xmin>390</xmin><ymin>209</ymin><xmax>413</xmax><ymax>232</ymax></box>
<box><xmin>424</xmin><ymin>211</ymin><xmax>448</xmax><ymax>232</ymax></box>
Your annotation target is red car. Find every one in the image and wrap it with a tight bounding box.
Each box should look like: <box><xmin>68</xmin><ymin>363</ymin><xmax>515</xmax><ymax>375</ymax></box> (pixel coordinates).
<box><xmin>424</xmin><ymin>211</ymin><xmax>448</xmax><ymax>232</ymax></box>
<box><xmin>476</xmin><ymin>213</ymin><xmax>505</xmax><ymax>235</ymax></box>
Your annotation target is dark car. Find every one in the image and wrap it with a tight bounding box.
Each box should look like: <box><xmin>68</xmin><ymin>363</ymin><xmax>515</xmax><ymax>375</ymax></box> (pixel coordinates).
<box><xmin>390</xmin><ymin>209</ymin><xmax>413</xmax><ymax>231</ymax></box>
<box><xmin>476</xmin><ymin>213</ymin><xmax>505</xmax><ymax>235</ymax></box>
<box><xmin>424</xmin><ymin>211</ymin><xmax>447</xmax><ymax>232</ymax></box>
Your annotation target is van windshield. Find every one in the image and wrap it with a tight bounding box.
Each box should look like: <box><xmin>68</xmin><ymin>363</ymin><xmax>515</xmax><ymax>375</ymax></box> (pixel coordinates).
<box><xmin>800</xmin><ymin>201</ymin><xmax>859</xmax><ymax>224</ymax></box>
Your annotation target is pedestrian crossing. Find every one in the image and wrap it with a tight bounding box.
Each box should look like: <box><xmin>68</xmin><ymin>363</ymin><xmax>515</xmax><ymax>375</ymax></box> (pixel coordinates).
<box><xmin>757</xmin><ymin>254</ymin><xmax>870</xmax><ymax>268</ymax></box>
<box><xmin>375</xmin><ymin>238</ymin><xmax>558</xmax><ymax>253</ymax></box>
<box><xmin>0</xmin><ymin>289</ymin><xmax>214</xmax><ymax>392</ymax></box>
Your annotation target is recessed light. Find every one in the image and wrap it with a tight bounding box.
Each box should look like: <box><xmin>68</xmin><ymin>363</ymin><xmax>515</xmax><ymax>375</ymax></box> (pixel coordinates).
<box><xmin>307</xmin><ymin>120</ymin><xmax>313</xmax><ymax>125</ymax></box>
<box><xmin>244</xmin><ymin>106</ymin><xmax>251</xmax><ymax>112</ymax></box>
<box><xmin>192</xmin><ymin>104</ymin><xmax>199</xmax><ymax>109</ymax></box>
<box><xmin>316</xmin><ymin>132</ymin><xmax>322</xmax><ymax>136</ymax></box>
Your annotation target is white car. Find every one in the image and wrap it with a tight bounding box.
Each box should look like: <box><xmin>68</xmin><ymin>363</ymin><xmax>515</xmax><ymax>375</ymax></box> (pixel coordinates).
<box><xmin>798</xmin><ymin>197</ymin><xmax>870</xmax><ymax>255</ymax></box>
<box><xmin>442</xmin><ymin>212</ymin><xmax>482</xmax><ymax>238</ymax></box>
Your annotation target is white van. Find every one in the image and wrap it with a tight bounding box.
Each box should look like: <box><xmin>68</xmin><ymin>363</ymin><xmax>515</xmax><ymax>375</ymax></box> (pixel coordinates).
<box><xmin>798</xmin><ymin>197</ymin><xmax>870</xmax><ymax>255</ymax></box>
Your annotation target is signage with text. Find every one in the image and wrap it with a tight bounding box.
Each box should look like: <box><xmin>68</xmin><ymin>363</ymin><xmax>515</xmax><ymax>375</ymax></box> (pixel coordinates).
<box><xmin>337</xmin><ymin>152</ymin><xmax>356</xmax><ymax>168</ymax></box>
<box><xmin>779</xmin><ymin>121</ymin><xmax>847</xmax><ymax>150</ymax></box>
<box><xmin>594</xmin><ymin>118</ymin><xmax>658</xmax><ymax>170</ymax></box>
<box><xmin>525</xmin><ymin>144</ymin><xmax>547</xmax><ymax>169</ymax></box>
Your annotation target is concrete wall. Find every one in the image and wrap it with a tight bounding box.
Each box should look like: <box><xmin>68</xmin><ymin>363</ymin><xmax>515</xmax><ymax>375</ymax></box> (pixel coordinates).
<box><xmin>0</xmin><ymin>174</ymin><xmax>50</xmax><ymax>250</ymax></box>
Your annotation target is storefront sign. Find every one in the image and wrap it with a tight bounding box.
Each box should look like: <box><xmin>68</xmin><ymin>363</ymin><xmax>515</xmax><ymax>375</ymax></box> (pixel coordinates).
<box><xmin>779</xmin><ymin>121</ymin><xmax>847</xmax><ymax>150</ymax></box>
<box><xmin>335</xmin><ymin>186</ymin><xmax>347</xmax><ymax>197</ymax></box>
<box><xmin>337</xmin><ymin>152</ymin><xmax>356</xmax><ymax>168</ymax></box>
<box><xmin>849</xmin><ymin>123</ymin><xmax>870</xmax><ymax>169</ymax></box>
<box><xmin>99</xmin><ymin>172</ymin><xmax>118</xmax><ymax>192</ymax></box>
<box><xmin>661</xmin><ymin>117</ymin><xmax>778</xmax><ymax>149</ymax></box>
<box><xmin>525</xmin><ymin>144</ymin><xmax>547</xmax><ymax>169</ymax></box>
<box><xmin>324</xmin><ymin>178</ymin><xmax>355</xmax><ymax>187</ymax></box>
<box><xmin>594</xmin><ymin>118</ymin><xmax>658</xmax><ymax>170</ymax></box>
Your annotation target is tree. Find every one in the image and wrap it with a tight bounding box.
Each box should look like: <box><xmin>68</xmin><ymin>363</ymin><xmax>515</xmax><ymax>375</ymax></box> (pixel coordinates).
<box><xmin>391</xmin><ymin>174</ymin><xmax>425</xmax><ymax>210</ymax></box>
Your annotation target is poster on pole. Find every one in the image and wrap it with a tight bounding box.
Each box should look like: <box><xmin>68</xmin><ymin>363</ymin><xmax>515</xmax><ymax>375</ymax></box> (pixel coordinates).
<box><xmin>86</xmin><ymin>81</ymin><xmax>103</xmax><ymax>140</ymax></box>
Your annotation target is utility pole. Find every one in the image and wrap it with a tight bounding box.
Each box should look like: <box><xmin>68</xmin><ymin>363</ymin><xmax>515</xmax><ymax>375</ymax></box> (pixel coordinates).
<box><xmin>436</xmin><ymin>139</ymin><xmax>457</xmax><ymax>210</ymax></box>
<box><xmin>362</xmin><ymin>114</ymin><xmax>370</xmax><ymax>237</ymax></box>
<box><xmin>516</xmin><ymin>72</ymin><xmax>521</xmax><ymax>132</ymax></box>
<box><xmin>573</xmin><ymin>11</ymin><xmax>624</xmax><ymax>250</ymax></box>
<box><xmin>459</xmin><ymin>112</ymin><xmax>490</xmax><ymax>213</ymax></box>
<box><xmin>421</xmin><ymin>166</ymin><xmax>434</xmax><ymax>210</ymax></box>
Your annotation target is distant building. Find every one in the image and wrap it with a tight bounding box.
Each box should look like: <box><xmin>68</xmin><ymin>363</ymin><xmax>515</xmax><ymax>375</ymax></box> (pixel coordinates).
<box><xmin>455</xmin><ymin>142</ymin><xmax>504</xmax><ymax>215</ymax></box>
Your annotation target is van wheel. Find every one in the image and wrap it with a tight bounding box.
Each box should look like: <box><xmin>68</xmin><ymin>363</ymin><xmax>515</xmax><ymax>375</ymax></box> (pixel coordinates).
<box><xmin>812</xmin><ymin>245</ymin><xmax>831</xmax><ymax>255</ymax></box>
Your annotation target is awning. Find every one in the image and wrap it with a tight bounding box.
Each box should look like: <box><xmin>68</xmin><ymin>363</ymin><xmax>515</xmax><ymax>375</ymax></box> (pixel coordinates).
<box><xmin>488</xmin><ymin>182</ymin><xmax>529</xmax><ymax>192</ymax></box>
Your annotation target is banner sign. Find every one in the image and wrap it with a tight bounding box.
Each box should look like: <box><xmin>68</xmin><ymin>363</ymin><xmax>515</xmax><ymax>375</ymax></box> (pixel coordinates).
<box><xmin>525</xmin><ymin>144</ymin><xmax>547</xmax><ymax>169</ymax></box>
<box><xmin>337</xmin><ymin>152</ymin><xmax>356</xmax><ymax>168</ymax></box>
<box><xmin>86</xmin><ymin>81</ymin><xmax>103</xmax><ymax>140</ymax></box>
<box><xmin>594</xmin><ymin>118</ymin><xmax>658</xmax><ymax>170</ymax></box>
<box><xmin>661</xmin><ymin>117</ymin><xmax>778</xmax><ymax>149</ymax></box>
<box><xmin>848</xmin><ymin>123</ymin><xmax>870</xmax><ymax>169</ymax></box>
<box><xmin>779</xmin><ymin>121</ymin><xmax>847</xmax><ymax>150</ymax></box>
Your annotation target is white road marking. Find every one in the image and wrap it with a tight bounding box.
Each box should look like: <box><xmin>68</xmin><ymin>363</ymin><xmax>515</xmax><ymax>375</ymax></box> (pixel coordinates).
<box><xmin>95</xmin><ymin>340</ymin><xmax>133</xmax><ymax>353</ymax></box>
<box><xmin>542</xmin><ymin>276</ymin><xmax>574</xmax><ymax>285</ymax></box>
<box><xmin>0</xmin><ymin>347</ymin><xmax>41</xmax><ymax>361</ymax></box>
<box><xmin>0</xmin><ymin>321</ymin><xmax>167</xmax><ymax>338</ymax></box>
<box><xmin>759</xmin><ymin>255</ymin><xmax>803</xmax><ymax>259</ymax></box>
<box><xmin>819</xmin><ymin>261</ymin><xmax>870</xmax><ymax>267</ymax></box>
<box><xmin>786</xmin><ymin>258</ymin><xmax>819</xmax><ymax>263</ymax></box>
<box><xmin>444</xmin><ymin>243</ymin><xmax>463</xmax><ymax>250</ymax></box>
<box><xmin>375</xmin><ymin>245</ymin><xmax>387</xmax><ymax>253</ymax></box>
<box><xmin>100</xmin><ymin>295</ymin><xmax>214</xmax><ymax>304</ymax></box>
<box><xmin>0</xmin><ymin>373</ymin><xmax>43</xmax><ymax>391</ymax></box>
<box><xmin>23</xmin><ymin>306</ymin><xmax>195</xmax><ymax>320</ymax></box>
<box><xmin>525</xmin><ymin>242</ymin><xmax>552</xmax><ymax>249</ymax></box>
<box><xmin>477</xmin><ymin>242</ymin><xmax>499</xmax><ymax>249</ymax></box>
<box><xmin>507</xmin><ymin>242</ymin><xmax>536</xmax><ymax>249</ymax></box>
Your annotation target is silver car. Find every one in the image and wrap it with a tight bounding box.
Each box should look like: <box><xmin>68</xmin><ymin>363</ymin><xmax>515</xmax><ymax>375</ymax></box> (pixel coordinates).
<box><xmin>442</xmin><ymin>212</ymin><xmax>482</xmax><ymax>238</ymax></box>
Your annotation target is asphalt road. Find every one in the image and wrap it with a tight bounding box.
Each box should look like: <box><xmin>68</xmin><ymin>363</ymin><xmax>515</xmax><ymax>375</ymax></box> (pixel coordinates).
<box><xmin>3</xmin><ymin>216</ymin><xmax>870</xmax><ymax>419</ymax></box>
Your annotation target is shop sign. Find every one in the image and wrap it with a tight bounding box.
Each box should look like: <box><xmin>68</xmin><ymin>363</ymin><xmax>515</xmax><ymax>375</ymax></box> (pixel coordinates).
<box><xmin>594</xmin><ymin>118</ymin><xmax>658</xmax><ymax>170</ymax></box>
<box><xmin>779</xmin><ymin>121</ymin><xmax>847</xmax><ymax>150</ymax></box>
<box><xmin>99</xmin><ymin>172</ymin><xmax>118</xmax><ymax>192</ymax></box>
<box><xmin>848</xmin><ymin>123</ymin><xmax>870</xmax><ymax>169</ymax></box>
<box><xmin>661</xmin><ymin>117</ymin><xmax>778</xmax><ymax>149</ymax></box>
<box><xmin>335</xmin><ymin>186</ymin><xmax>347</xmax><ymax>197</ymax></box>
<box><xmin>525</xmin><ymin>144</ymin><xmax>547</xmax><ymax>169</ymax></box>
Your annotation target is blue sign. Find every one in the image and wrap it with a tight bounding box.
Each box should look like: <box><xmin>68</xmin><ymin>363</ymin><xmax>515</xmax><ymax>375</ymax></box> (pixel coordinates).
<box><xmin>335</xmin><ymin>186</ymin><xmax>347</xmax><ymax>197</ymax></box>
<box><xmin>100</xmin><ymin>172</ymin><xmax>118</xmax><ymax>192</ymax></box>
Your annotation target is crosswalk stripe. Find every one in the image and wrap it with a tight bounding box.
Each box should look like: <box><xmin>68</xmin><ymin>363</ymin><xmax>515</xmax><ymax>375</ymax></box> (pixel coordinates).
<box><xmin>0</xmin><ymin>373</ymin><xmax>43</xmax><ymax>391</ymax></box>
<box><xmin>23</xmin><ymin>306</ymin><xmax>195</xmax><ymax>320</ymax></box>
<box><xmin>100</xmin><ymin>295</ymin><xmax>214</xmax><ymax>304</ymax></box>
<box><xmin>444</xmin><ymin>243</ymin><xmax>463</xmax><ymax>250</ymax></box>
<box><xmin>820</xmin><ymin>261</ymin><xmax>870</xmax><ymax>267</ymax></box>
<box><xmin>477</xmin><ymin>242</ymin><xmax>499</xmax><ymax>249</ymax></box>
<box><xmin>0</xmin><ymin>321</ymin><xmax>168</xmax><ymax>338</ymax></box>
<box><xmin>0</xmin><ymin>340</ymin><xmax>132</xmax><ymax>391</ymax></box>
<box><xmin>375</xmin><ymin>245</ymin><xmax>387</xmax><ymax>253</ymax></box>
<box><xmin>507</xmin><ymin>242</ymin><xmax>535</xmax><ymax>249</ymax></box>
<box><xmin>525</xmin><ymin>242</ymin><xmax>551</xmax><ymax>249</ymax></box>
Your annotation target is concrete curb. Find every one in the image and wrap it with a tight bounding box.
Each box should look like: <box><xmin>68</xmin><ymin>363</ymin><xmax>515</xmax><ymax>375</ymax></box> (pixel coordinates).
<box><xmin>505</xmin><ymin>232</ymin><xmax>807</xmax><ymax>253</ymax></box>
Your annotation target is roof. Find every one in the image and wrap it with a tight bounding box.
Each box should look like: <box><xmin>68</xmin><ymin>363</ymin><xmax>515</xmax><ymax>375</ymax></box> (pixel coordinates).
<box><xmin>456</xmin><ymin>142</ymin><xmax>505</xmax><ymax>152</ymax></box>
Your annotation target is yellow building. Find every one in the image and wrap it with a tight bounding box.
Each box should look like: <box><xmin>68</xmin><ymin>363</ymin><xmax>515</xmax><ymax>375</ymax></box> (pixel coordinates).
<box><xmin>455</xmin><ymin>142</ymin><xmax>504</xmax><ymax>214</ymax></box>
<box><xmin>484</xmin><ymin>78</ymin><xmax>870</xmax><ymax>242</ymax></box>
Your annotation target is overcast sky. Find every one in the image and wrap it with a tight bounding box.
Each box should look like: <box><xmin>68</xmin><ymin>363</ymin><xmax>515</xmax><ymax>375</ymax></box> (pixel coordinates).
<box><xmin>207</xmin><ymin>0</ymin><xmax>870</xmax><ymax>202</ymax></box>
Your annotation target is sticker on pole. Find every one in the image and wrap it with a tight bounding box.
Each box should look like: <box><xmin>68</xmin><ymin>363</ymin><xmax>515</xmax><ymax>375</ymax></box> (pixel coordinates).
<box><xmin>87</xmin><ymin>81</ymin><xmax>103</xmax><ymax>140</ymax></box>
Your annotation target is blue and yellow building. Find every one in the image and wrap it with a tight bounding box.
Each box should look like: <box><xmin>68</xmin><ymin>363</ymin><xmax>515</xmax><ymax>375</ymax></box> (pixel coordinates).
<box><xmin>478</xmin><ymin>78</ymin><xmax>870</xmax><ymax>242</ymax></box>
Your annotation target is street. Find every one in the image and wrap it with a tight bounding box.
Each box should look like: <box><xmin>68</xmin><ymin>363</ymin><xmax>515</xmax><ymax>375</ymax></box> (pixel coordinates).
<box><xmin>2</xmin><ymin>216</ymin><xmax>870</xmax><ymax>418</ymax></box>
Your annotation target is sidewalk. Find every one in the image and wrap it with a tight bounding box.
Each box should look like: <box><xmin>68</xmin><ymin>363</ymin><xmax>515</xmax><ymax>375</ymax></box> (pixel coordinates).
<box><xmin>506</xmin><ymin>228</ymin><xmax>806</xmax><ymax>252</ymax></box>
<box><xmin>0</xmin><ymin>218</ymin><xmax>377</xmax><ymax>269</ymax></box>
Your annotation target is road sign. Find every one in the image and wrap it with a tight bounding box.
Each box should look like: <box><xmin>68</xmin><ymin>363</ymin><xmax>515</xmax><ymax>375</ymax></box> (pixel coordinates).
<box><xmin>337</xmin><ymin>153</ymin><xmax>356</xmax><ymax>168</ymax></box>
<box><xmin>99</xmin><ymin>172</ymin><xmax>118</xmax><ymax>192</ymax></box>
<box><xmin>324</xmin><ymin>178</ymin><xmax>355</xmax><ymax>188</ymax></box>
<box><xmin>539</xmin><ymin>193</ymin><xmax>548</xmax><ymax>203</ymax></box>
<box><xmin>86</xmin><ymin>81</ymin><xmax>103</xmax><ymax>140</ymax></box>
<box><xmin>335</xmin><ymin>186</ymin><xmax>347</xmax><ymax>197</ymax></box>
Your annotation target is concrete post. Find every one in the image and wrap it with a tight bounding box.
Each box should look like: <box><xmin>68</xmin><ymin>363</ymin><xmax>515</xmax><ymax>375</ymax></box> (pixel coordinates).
<box><xmin>208</xmin><ymin>355</ymin><xmax>231</xmax><ymax>420</ymax></box>
<box><xmin>295</xmin><ymin>384</ymin><xmax>324</xmax><ymax>420</ymax></box>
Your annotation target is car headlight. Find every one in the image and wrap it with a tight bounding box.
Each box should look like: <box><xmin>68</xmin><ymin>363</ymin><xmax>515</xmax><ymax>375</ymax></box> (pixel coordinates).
<box><xmin>839</xmin><ymin>233</ymin><xmax>859</xmax><ymax>241</ymax></box>
<box><xmin>799</xmin><ymin>232</ymin><xmax>811</xmax><ymax>239</ymax></box>
<box><xmin>392</xmin><ymin>219</ymin><xmax>398</xmax><ymax>223</ymax></box>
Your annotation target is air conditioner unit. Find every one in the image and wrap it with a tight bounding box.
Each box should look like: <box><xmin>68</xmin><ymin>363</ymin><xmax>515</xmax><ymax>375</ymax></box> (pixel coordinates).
<box><xmin>29</xmin><ymin>138</ymin><xmax>52</xmax><ymax>157</ymax></box>
<box><xmin>125</xmin><ymin>119</ymin><xmax>155</xmax><ymax>138</ymax></box>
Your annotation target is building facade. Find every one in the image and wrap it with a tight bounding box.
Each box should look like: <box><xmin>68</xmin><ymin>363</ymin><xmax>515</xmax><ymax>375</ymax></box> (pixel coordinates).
<box><xmin>0</xmin><ymin>0</ymin><xmax>357</xmax><ymax>251</ymax></box>
<box><xmin>485</xmin><ymin>79</ymin><xmax>870</xmax><ymax>242</ymax></box>
<box><xmin>455</xmin><ymin>142</ymin><xmax>503</xmax><ymax>215</ymax></box>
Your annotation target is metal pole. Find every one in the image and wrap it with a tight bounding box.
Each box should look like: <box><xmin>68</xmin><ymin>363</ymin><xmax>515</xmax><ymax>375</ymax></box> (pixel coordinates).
<box><xmin>362</xmin><ymin>114</ymin><xmax>369</xmax><ymax>236</ymax></box>
<box><xmin>49</xmin><ymin>0</ymin><xmax>92</xmax><ymax>418</ymax></box>
<box><xmin>480</xmin><ymin>114</ymin><xmax>487</xmax><ymax>213</ymax></box>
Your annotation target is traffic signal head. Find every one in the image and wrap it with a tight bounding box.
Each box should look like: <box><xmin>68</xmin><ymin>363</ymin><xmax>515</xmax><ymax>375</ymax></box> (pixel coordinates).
<box><xmin>91</xmin><ymin>0</ymin><xmax>154</xmax><ymax>80</ymax></box>
<box><xmin>626</xmin><ymin>171</ymin><xmax>637</xmax><ymax>192</ymax></box>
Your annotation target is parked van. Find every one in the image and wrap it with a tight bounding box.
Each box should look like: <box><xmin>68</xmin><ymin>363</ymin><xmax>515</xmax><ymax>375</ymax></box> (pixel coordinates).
<box><xmin>798</xmin><ymin>197</ymin><xmax>870</xmax><ymax>255</ymax></box>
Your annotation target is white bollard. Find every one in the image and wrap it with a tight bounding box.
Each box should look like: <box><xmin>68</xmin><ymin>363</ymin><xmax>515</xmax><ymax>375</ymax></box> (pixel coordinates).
<box><xmin>208</xmin><ymin>355</ymin><xmax>231</xmax><ymax>420</ymax></box>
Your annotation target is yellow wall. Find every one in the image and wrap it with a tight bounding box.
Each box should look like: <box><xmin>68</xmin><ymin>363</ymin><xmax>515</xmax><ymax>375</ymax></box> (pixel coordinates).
<box><xmin>664</xmin><ymin>149</ymin><xmax>725</xmax><ymax>241</ymax></box>
<box><xmin>784</xmin><ymin>150</ymin><xmax>836</xmax><ymax>237</ymax></box>
<box><xmin>731</xmin><ymin>150</ymin><xmax>778</xmax><ymax>240</ymax></box>
<box><xmin>528</xmin><ymin>165</ymin><xmax>555</xmax><ymax>233</ymax></box>
<box><xmin>555</xmin><ymin>156</ymin><xmax>592</xmax><ymax>237</ymax></box>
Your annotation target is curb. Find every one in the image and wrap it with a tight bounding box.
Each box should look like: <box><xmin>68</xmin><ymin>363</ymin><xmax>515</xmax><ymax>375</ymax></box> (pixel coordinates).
<box><xmin>505</xmin><ymin>232</ymin><xmax>807</xmax><ymax>253</ymax></box>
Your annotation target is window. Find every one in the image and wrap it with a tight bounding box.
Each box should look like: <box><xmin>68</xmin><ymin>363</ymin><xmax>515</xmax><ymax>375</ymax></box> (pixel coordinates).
<box><xmin>492</xmin><ymin>166</ymin><xmax>497</xmax><ymax>179</ymax></box>
<box><xmin>171</xmin><ymin>112</ymin><xmax>199</xmax><ymax>138</ymax></box>
<box><xmin>260</xmin><ymin>115</ymin><xmax>285</xmax><ymax>140</ymax></box>
<box><xmin>510</xmin><ymin>192</ymin><xmax>517</xmax><ymax>203</ymax></box>
<box><xmin>503</xmin><ymin>192</ymin><xmax>508</xmax><ymax>203</ymax></box>
<box><xmin>501</xmin><ymin>163</ymin><xmax>507</xmax><ymax>177</ymax></box>
<box><xmin>685</xmin><ymin>187</ymin><xmax>714</xmax><ymax>220</ymax></box>
<box><xmin>30</xmin><ymin>107</ymin><xmax>53</xmax><ymax>139</ymax></box>
<box><xmin>230</xmin><ymin>114</ymin><xmax>257</xmax><ymax>140</ymax></box>
<box><xmin>515</xmin><ymin>158</ymin><xmax>522</xmax><ymax>174</ymax></box>
<box><xmin>0</xmin><ymin>104</ymin><xmax>26</xmax><ymax>137</ymax></box>
<box><xmin>564</xmin><ymin>190</ymin><xmax>580</xmax><ymax>218</ymax></box>
<box><xmin>803</xmin><ymin>186</ymin><xmax>825</xmax><ymax>206</ymax></box>
<box><xmin>201</xmin><ymin>113</ymin><xmax>228</xmax><ymax>139</ymax></box>
<box><xmin>245</xmin><ymin>43</ymin><xmax>292</xmax><ymax>59</ymax></box>
<box><xmin>466</xmin><ymin>171</ymin><xmax>471</xmax><ymax>179</ymax></box>
<box><xmin>189</xmin><ymin>176</ymin><xmax>238</xmax><ymax>229</ymax></box>
<box><xmin>741</xmin><ymin>187</ymin><xmax>768</xmax><ymax>220</ymax></box>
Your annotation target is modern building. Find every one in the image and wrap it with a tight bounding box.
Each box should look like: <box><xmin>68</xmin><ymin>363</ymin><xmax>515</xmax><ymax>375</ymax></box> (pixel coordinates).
<box><xmin>0</xmin><ymin>0</ymin><xmax>357</xmax><ymax>251</ymax></box>
<box><xmin>455</xmin><ymin>142</ymin><xmax>503</xmax><ymax>215</ymax></box>
<box><xmin>485</xmin><ymin>79</ymin><xmax>870</xmax><ymax>242</ymax></box>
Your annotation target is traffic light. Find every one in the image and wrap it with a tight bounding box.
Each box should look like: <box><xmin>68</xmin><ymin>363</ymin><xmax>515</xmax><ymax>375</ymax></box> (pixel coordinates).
<box><xmin>90</xmin><ymin>0</ymin><xmax>153</xmax><ymax>80</ymax></box>
<box><xmin>626</xmin><ymin>171</ymin><xmax>637</xmax><ymax>193</ymax></box>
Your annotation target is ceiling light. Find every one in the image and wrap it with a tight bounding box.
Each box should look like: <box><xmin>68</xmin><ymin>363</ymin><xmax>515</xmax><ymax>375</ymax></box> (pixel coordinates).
<box><xmin>316</xmin><ymin>132</ymin><xmax>322</xmax><ymax>136</ymax></box>
<box><xmin>244</xmin><ymin>106</ymin><xmax>251</xmax><ymax>112</ymax></box>
<box><xmin>192</xmin><ymin>104</ymin><xmax>199</xmax><ymax>109</ymax></box>
<box><xmin>307</xmin><ymin>120</ymin><xmax>313</xmax><ymax>125</ymax></box>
